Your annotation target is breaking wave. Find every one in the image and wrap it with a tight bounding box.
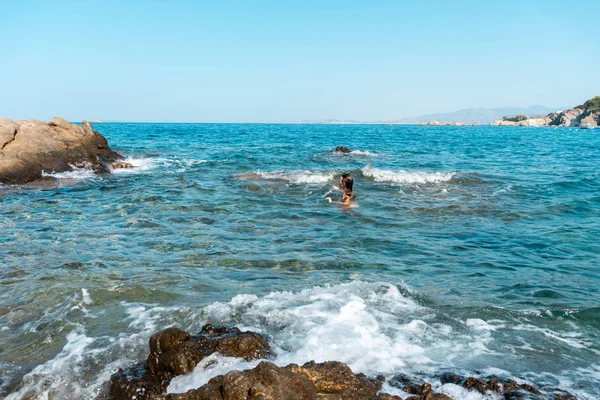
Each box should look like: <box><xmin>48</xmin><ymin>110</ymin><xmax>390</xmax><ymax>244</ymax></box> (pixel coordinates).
<box><xmin>237</xmin><ymin>170</ymin><xmax>336</xmax><ymax>184</ymax></box>
<box><xmin>361</xmin><ymin>165</ymin><xmax>455</xmax><ymax>184</ymax></box>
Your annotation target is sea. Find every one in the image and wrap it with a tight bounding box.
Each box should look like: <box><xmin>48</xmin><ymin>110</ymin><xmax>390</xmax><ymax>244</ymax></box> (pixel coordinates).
<box><xmin>1</xmin><ymin>123</ymin><xmax>599</xmax><ymax>399</ymax></box>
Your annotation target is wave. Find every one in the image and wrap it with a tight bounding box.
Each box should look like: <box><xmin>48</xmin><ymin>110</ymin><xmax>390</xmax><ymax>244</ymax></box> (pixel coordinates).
<box><xmin>237</xmin><ymin>170</ymin><xmax>336</xmax><ymax>184</ymax></box>
<box><xmin>361</xmin><ymin>165</ymin><xmax>455</xmax><ymax>184</ymax></box>
<box><xmin>38</xmin><ymin>156</ymin><xmax>208</xmax><ymax>182</ymax></box>
<box><xmin>113</xmin><ymin>156</ymin><xmax>207</xmax><ymax>174</ymax></box>
<box><xmin>41</xmin><ymin>165</ymin><xmax>98</xmax><ymax>181</ymax></box>
<box><xmin>5</xmin><ymin>281</ymin><xmax>596</xmax><ymax>399</ymax></box>
<box><xmin>329</xmin><ymin>149</ymin><xmax>379</xmax><ymax>157</ymax></box>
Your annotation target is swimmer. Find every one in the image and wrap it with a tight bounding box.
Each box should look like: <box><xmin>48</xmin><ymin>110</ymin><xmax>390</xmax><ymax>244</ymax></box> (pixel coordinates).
<box><xmin>326</xmin><ymin>173</ymin><xmax>355</xmax><ymax>205</ymax></box>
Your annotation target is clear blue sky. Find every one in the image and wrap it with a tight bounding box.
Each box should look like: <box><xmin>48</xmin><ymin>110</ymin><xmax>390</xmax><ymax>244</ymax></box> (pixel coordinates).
<box><xmin>2</xmin><ymin>0</ymin><xmax>599</xmax><ymax>122</ymax></box>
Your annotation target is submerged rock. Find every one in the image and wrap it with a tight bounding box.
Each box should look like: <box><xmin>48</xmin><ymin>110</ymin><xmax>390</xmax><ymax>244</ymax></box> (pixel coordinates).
<box><xmin>0</xmin><ymin>117</ymin><xmax>123</xmax><ymax>184</ymax></box>
<box><xmin>333</xmin><ymin>146</ymin><xmax>352</xmax><ymax>153</ymax></box>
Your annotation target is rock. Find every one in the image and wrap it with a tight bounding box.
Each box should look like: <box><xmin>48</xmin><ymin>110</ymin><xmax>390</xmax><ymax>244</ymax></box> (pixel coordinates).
<box><xmin>333</xmin><ymin>146</ymin><xmax>351</xmax><ymax>153</ymax></box>
<box><xmin>0</xmin><ymin>117</ymin><xmax>123</xmax><ymax>184</ymax></box>
<box><xmin>426</xmin><ymin>120</ymin><xmax>441</xmax><ymax>126</ymax></box>
<box><xmin>463</xmin><ymin>376</ymin><xmax>488</xmax><ymax>394</ymax></box>
<box><xmin>579</xmin><ymin>112</ymin><xmax>599</xmax><ymax>128</ymax></box>
<box><xmin>112</xmin><ymin>161</ymin><xmax>134</xmax><ymax>169</ymax></box>
<box><xmin>551</xmin><ymin>109</ymin><xmax>584</xmax><ymax>126</ymax></box>
<box><xmin>439</xmin><ymin>373</ymin><xmax>462</xmax><ymax>385</ymax></box>
<box><xmin>105</xmin><ymin>325</ymin><xmax>271</xmax><ymax>400</ymax></box>
<box><xmin>103</xmin><ymin>325</ymin><xmax>420</xmax><ymax>400</ymax></box>
<box><xmin>165</xmin><ymin>361</ymin><xmax>402</xmax><ymax>400</ymax></box>
<box><xmin>490</xmin><ymin>116</ymin><xmax>551</xmax><ymax>127</ymax></box>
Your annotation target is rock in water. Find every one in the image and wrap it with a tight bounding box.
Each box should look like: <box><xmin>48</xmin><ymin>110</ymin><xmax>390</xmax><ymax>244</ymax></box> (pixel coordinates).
<box><xmin>103</xmin><ymin>325</ymin><xmax>272</xmax><ymax>400</ymax></box>
<box><xmin>101</xmin><ymin>325</ymin><xmax>409</xmax><ymax>400</ymax></box>
<box><xmin>111</xmin><ymin>161</ymin><xmax>134</xmax><ymax>169</ymax></box>
<box><xmin>333</xmin><ymin>146</ymin><xmax>352</xmax><ymax>153</ymax></box>
<box><xmin>167</xmin><ymin>361</ymin><xmax>401</xmax><ymax>400</ymax></box>
<box><xmin>0</xmin><ymin>117</ymin><xmax>122</xmax><ymax>184</ymax></box>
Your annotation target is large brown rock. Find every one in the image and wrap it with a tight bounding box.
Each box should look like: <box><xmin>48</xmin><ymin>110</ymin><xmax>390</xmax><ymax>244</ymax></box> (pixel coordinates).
<box><xmin>0</xmin><ymin>117</ymin><xmax>122</xmax><ymax>184</ymax></box>
<box><xmin>165</xmin><ymin>361</ymin><xmax>401</xmax><ymax>400</ymax></box>
<box><xmin>104</xmin><ymin>325</ymin><xmax>272</xmax><ymax>400</ymax></box>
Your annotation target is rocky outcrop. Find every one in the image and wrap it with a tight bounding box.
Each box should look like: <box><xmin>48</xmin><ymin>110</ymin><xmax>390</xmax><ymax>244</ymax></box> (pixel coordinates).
<box><xmin>100</xmin><ymin>325</ymin><xmax>443</xmax><ymax>400</ymax></box>
<box><xmin>490</xmin><ymin>96</ymin><xmax>600</xmax><ymax>128</ymax></box>
<box><xmin>333</xmin><ymin>146</ymin><xmax>352</xmax><ymax>153</ymax></box>
<box><xmin>103</xmin><ymin>325</ymin><xmax>574</xmax><ymax>400</ymax></box>
<box><xmin>0</xmin><ymin>117</ymin><xmax>126</xmax><ymax>184</ymax></box>
<box><xmin>490</xmin><ymin>115</ymin><xmax>552</xmax><ymax>127</ymax></box>
<box><xmin>549</xmin><ymin>109</ymin><xmax>585</xmax><ymax>127</ymax></box>
<box><xmin>104</xmin><ymin>325</ymin><xmax>272</xmax><ymax>400</ymax></box>
<box><xmin>422</xmin><ymin>121</ymin><xmax>475</xmax><ymax>126</ymax></box>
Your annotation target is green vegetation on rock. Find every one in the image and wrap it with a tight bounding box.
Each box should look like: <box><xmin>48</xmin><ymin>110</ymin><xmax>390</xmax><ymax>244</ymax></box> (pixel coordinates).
<box><xmin>502</xmin><ymin>114</ymin><xmax>530</xmax><ymax>122</ymax></box>
<box><xmin>575</xmin><ymin>96</ymin><xmax>600</xmax><ymax>112</ymax></box>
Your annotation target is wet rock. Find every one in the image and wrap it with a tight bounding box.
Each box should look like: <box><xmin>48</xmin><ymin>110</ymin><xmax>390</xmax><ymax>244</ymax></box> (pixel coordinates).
<box><xmin>0</xmin><ymin>117</ymin><xmax>123</xmax><ymax>184</ymax></box>
<box><xmin>388</xmin><ymin>374</ymin><xmax>424</xmax><ymax>394</ymax></box>
<box><xmin>463</xmin><ymin>376</ymin><xmax>488</xmax><ymax>394</ymax></box>
<box><xmin>112</xmin><ymin>161</ymin><xmax>134</xmax><ymax>169</ymax></box>
<box><xmin>333</xmin><ymin>146</ymin><xmax>351</xmax><ymax>153</ymax></box>
<box><xmin>389</xmin><ymin>376</ymin><xmax>453</xmax><ymax>400</ymax></box>
<box><xmin>165</xmin><ymin>360</ymin><xmax>402</xmax><ymax>400</ymax></box>
<box><xmin>551</xmin><ymin>390</ymin><xmax>576</xmax><ymax>399</ymax></box>
<box><xmin>439</xmin><ymin>373</ymin><xmax>462</xmax><ymax>385</ymax></box>
<box><xmin>105</xmin><ymin>325</ymin><xmax>271</xmax><ymax>400</ymax></box>
<box><xmin>454</xmin><ymin>375</ymin><xmax>546</xmax><ymax>398</ymax></box>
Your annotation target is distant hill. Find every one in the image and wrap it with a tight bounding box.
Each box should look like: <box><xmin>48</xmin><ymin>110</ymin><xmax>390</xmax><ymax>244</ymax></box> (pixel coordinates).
<box><xmin>491</xmin><ymin>96</ymin><xmax>600</xmax><ymax>128</ymax></box>
<box><xmin>388</xmin><ymin>106</ymin><xmax>560</xmax><ymax>125</ymax></box>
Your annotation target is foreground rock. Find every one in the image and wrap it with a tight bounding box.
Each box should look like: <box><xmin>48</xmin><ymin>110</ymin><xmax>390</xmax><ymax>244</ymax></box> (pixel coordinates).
<box><xmin>167</xmin><ymin>361</ymin><xmax>402</xmax><ymax>400</ymax></box>
<box><xmin>103</xmin><ymin>325</ymin><xmax>572</xmax><ymax>400</ymax></box>
<box><xmin>0</xmin><ymin>117</ymin><xmax>125</xmax><ymax>184</ymax></box>
<box><xmin>104</xmin><ymin>325</ymin><xmax>271</xmax><ymax>400</ymax></box>
<box><xmin>490</xmin><ymin>96</ymin><xmax>600</xmax><ymax>128</ymax></box>
<box><xmin>102</xmin><ymin>325</ymin><xmax>408</xmax><ymax>400</ymax></box>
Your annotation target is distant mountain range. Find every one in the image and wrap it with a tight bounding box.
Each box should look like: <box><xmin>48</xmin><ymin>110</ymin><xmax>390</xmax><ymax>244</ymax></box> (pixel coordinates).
<box><xmin>305</xmin><ymin>106</ymin><xmax>561</xmax><ymax>125</ymax></box>
<box><xmin>388</xmin><ymin>106</ymin><xmax>560</xmax><ymax>125</ymax></box>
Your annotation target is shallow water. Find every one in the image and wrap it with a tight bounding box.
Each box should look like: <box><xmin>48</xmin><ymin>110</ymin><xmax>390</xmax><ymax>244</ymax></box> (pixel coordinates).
<box><xmin>1</xmin><ymin>123</ymin><xmax>599</xmax><ymax>399</ymax></box>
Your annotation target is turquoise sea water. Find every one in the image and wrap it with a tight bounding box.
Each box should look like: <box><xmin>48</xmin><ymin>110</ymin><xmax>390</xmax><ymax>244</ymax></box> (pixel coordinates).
<box><xmin>1</xmin><ymin>124</ymin><xmax>599</xmax><ymax>399</ymax></box>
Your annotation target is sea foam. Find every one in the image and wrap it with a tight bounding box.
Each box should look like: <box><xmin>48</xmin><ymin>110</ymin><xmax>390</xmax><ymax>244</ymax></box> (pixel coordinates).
<box><xmin>240</xmin><ymin>169</ymin><xmax>336</xmax><ymax>184</ymax></box>
<box><xmin>361</xmin><ymin>165</ymin><xmax>455</xmax><ymax>184</ymax></box>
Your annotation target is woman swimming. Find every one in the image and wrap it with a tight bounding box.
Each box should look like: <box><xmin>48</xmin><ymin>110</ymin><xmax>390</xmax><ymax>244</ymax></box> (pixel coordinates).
<box><xmin>326</xmin><ymin>173</ymin><xmax>355</xmax><ymax>205</ymax></box>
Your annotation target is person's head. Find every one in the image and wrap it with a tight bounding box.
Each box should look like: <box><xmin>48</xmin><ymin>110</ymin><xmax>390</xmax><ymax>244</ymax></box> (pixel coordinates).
<box><xmin>340</xmin><ymin>174</ymin><xmax>353</xmax><ymax>193</ymax></box>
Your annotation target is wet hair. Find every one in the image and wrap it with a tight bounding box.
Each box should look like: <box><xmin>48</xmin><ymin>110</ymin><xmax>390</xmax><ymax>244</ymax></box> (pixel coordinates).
<box><xmin>340</xmin><ymin>174</ymin><xmax>353</xmax><ymax>193</ymax></box>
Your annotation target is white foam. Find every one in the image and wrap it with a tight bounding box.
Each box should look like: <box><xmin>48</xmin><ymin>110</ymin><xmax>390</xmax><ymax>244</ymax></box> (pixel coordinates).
<box><xmin>362</xmin><ymin>165</ymin><xmax>455</xmax><ymax>184</ymax></box>
<box><xmin>81</xmin><ymin>288</ymin><xmax>93</xmax><ymax>305</ymax></box>
<box><xmin>168</xmin><ymin>354</ymin><xmax>261</xmax><ymax>393</ymax></box>
<box><xmin>168</xmin><ymin>281</ymin><xmax>499</xmax><ymax>395</ymax></box>
<box><xmin>5</xmin><ymin>325</ymin><xmax>94</xmax><ymax>400</ymax></box>
<box><xmin>41</xmin><ymin>165</ymin><xmax>97</xmax><ymax>180</ymax></box>
<box><xmin>7</xmin><ymin>282</ymin><xmax>597</xmax><ymax>399</ymax></box>
<box><xmin>110</xmin><ymin>156</ymin><xmax>207</xmax><ymax>175</ymax></box>
<box><xmin>245</xmin><ymin>169</ymin><xmax>336</xmax><ymax>184</ymax></box>
<box><xmin>330</xmin><ymin>149</ymin><xmax>378</xmax><ymax>157</ymax></box>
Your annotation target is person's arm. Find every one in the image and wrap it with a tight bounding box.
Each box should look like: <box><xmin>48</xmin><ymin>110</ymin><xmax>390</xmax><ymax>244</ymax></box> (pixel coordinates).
<box><xmin>326</xmin><ymin>196</ymin><xmax>351</xmax><ymax>205</ymax></box>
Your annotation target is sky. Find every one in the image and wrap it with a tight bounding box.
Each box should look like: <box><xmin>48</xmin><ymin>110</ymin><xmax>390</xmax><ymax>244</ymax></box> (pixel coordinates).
<box><xmin>1</xmin><ymin>0</ymin><xmax>599</xmax><ymax>122</ymax></box>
